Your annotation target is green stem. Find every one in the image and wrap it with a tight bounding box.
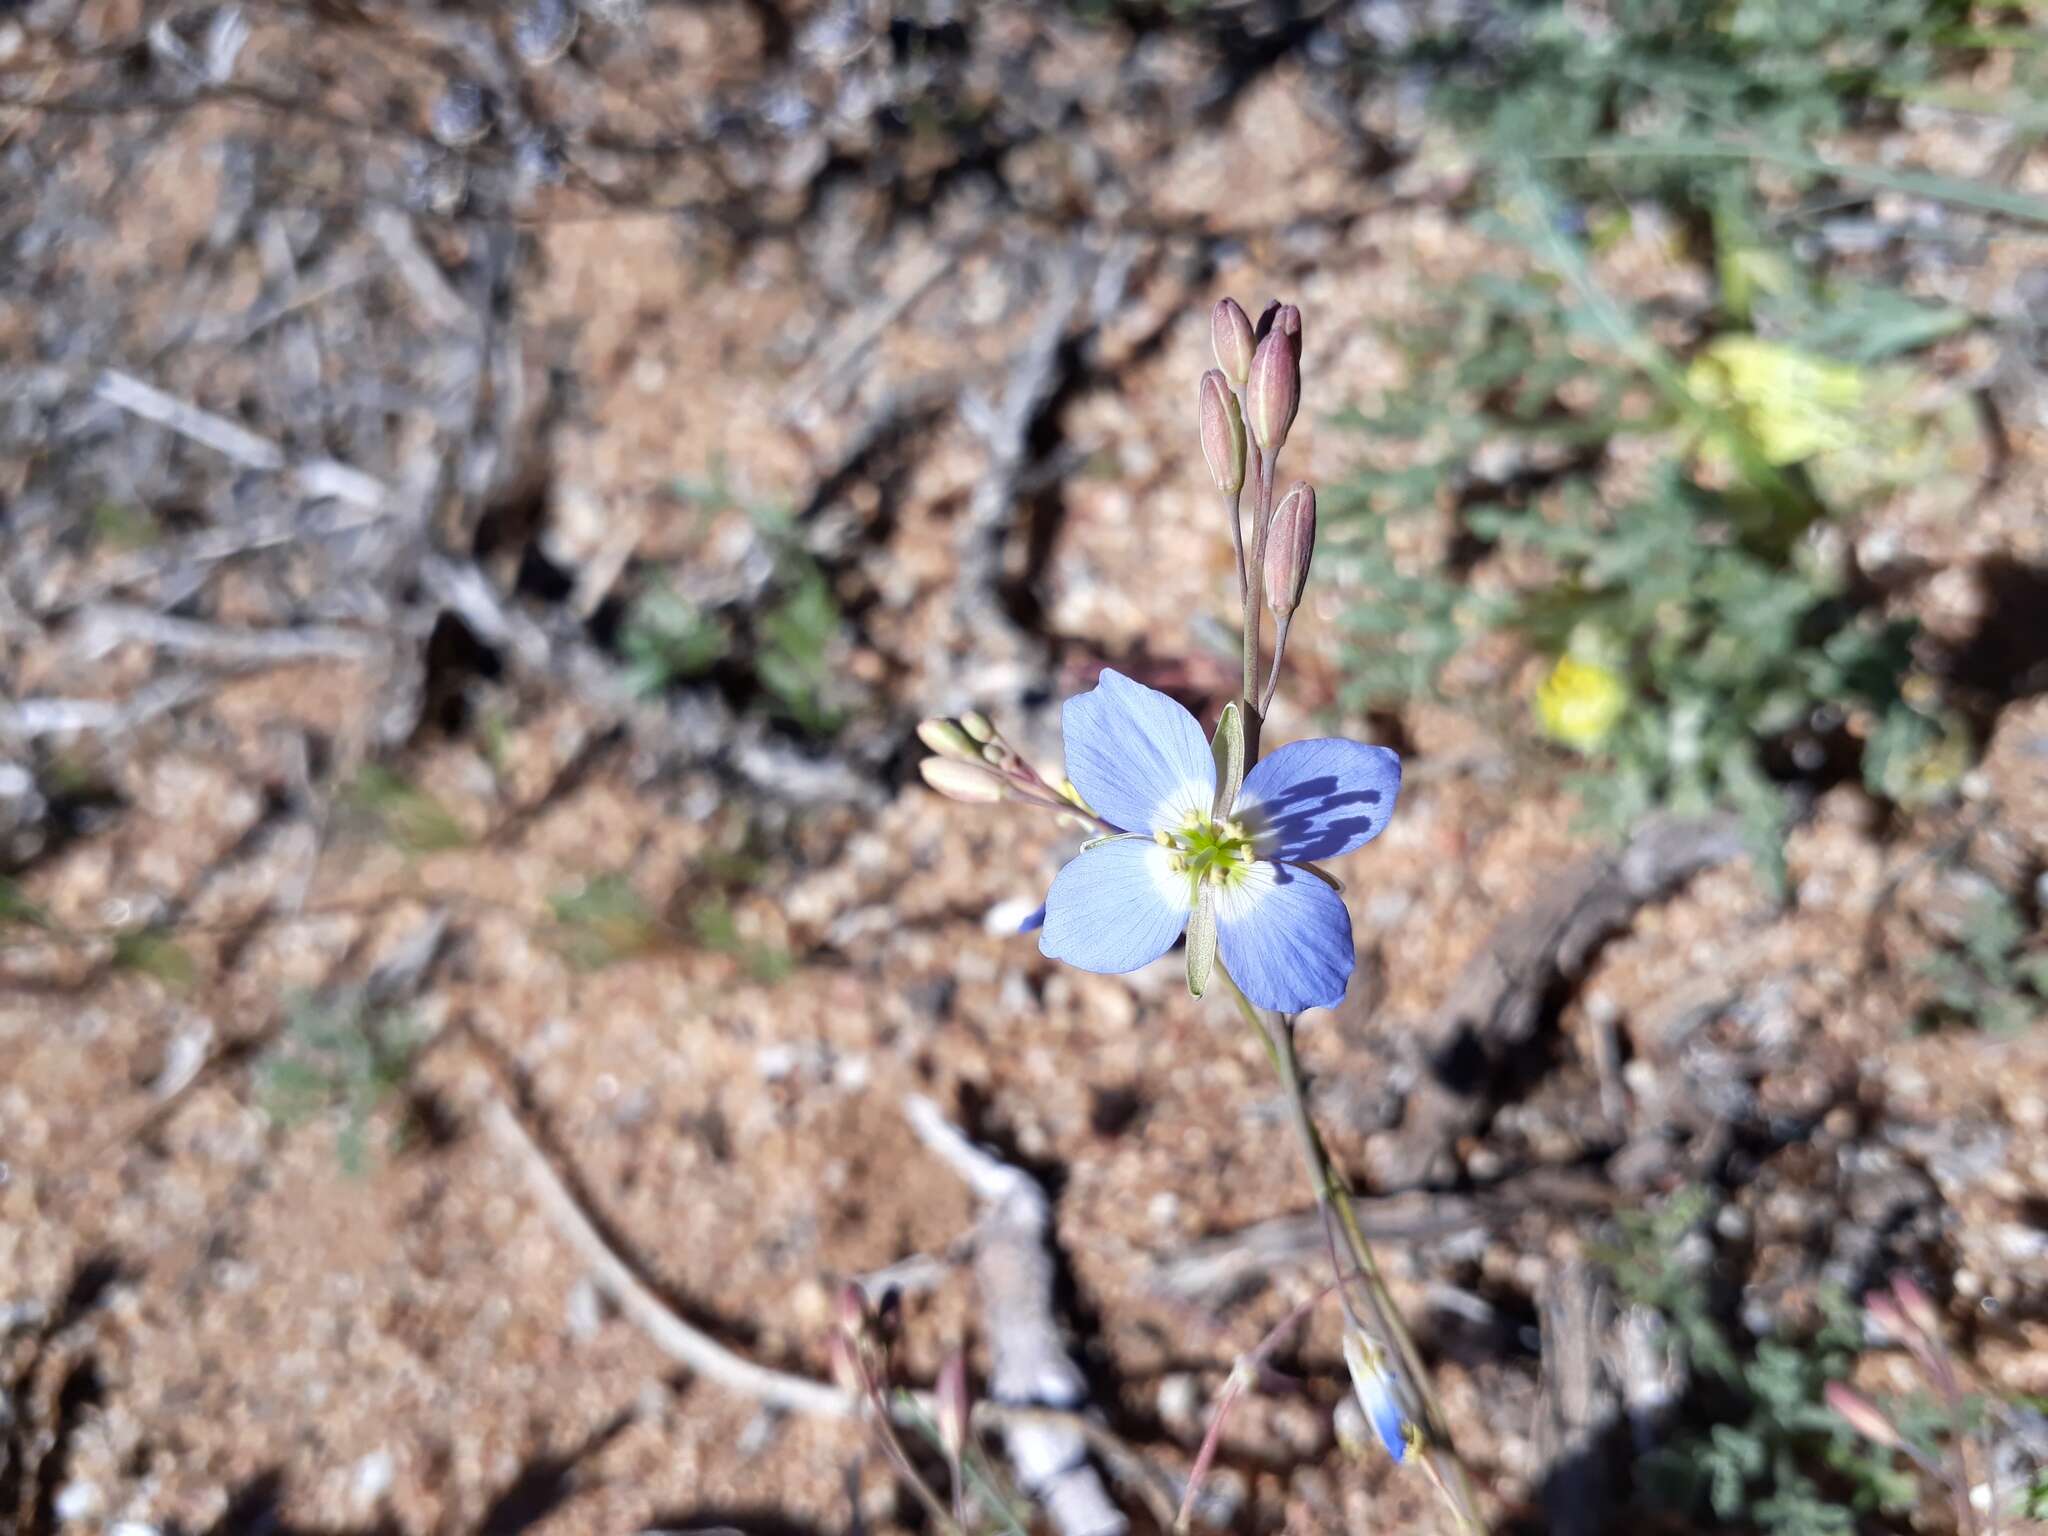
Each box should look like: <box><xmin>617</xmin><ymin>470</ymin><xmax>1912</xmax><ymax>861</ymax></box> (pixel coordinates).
<box><xmin>1219</xmin><ymin>968</ymin><xmax>1486</xmax><ymax>1535</ymax></box>
<box><xmin>1237</xmin><ymin>431</ymin><xmax>1274</xmax><ymax>764</ymax></box>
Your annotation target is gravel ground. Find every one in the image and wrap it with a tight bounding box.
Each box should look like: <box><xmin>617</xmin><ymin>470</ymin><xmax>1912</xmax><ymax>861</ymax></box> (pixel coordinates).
<box><xmin>3</xmin><ymin>4</ymin><xmax>2046</xmax><ymax>1534</ymax></box>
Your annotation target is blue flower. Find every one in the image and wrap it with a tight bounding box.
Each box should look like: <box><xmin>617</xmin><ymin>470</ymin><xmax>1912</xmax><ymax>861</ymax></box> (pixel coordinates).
<box><xmin>1037</xmin><ymin>669</ymin><xmax>1400</xmax><ymax>1014</ymax></box>
<box><xmin>1342</xmin><ymin>1330</ymin><xmax>1414</xmax><ymax>1463</ymax></box>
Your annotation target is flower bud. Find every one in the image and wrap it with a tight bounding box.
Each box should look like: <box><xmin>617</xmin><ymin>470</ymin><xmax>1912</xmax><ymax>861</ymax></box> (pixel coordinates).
<box><xmin>920</xmin><ymin>758</ymin><xmax>1006</xmax><ymax>804</ymax></box>
<box><xmin>1246</xmin><ymin>330</ymin><xmax>1299</xmax><ymax>452</ymax></box>
<box><xmin>828</xmin><ymin>1328</ymin><xmax>864</xmax><ymax>1396</ymax></box>
<box><xmin>1251</xmin><ymin>298</ymin><xmax>1281</xmax><ymax>343</ymax></box>
<box><xmin>1211</xmin><ymin>298</ymin><xmax>1256</xmax><ymax>387</ymax></box>
<box><xmin>1890</xmin><ymin>1275</ymin><xmax>1942</xmax><ymax>1341</ymax></box>
<box><xmin>1824</xmin><ymin>1383</ymin><xmax>1902</xmax><ymax>1450</ymax></box>
<box><xmin>1263</xmin><ymin>481</ymin><xmax>1316</xmax><ymax>617</ymax></box>
<box><xmin>1862</xmin><ymin>1290</ymin><xmax>1907</xmax><ymax>1341</ymax></box>
<box><xmin>959</xmin><ymin>711</ymin><xmax>996</xmax><ymax>744</ymax></box>
<box><xmin>837</xmin><ymin>1282</ymin><xmax>872</xmax><ymax>1339</ymax></box>
<box><xmin>917</xmin><ymin>718</ymin><xmax>981</xmax><ymax>762</ymax></box>
<box><xmin>1273</xmin><ymin>302</ymin><xmax>1303</xmax><ymax>366</ymax></box>
<box><xmin>936</xmin><ymin>1352</ymin><xmax>971</xmax><ymax>1461</ymax></box>
<box><xmin>1198</xmin><ymin>369</ymin><xmax>1246</xmax><ymax>496</ymax></box>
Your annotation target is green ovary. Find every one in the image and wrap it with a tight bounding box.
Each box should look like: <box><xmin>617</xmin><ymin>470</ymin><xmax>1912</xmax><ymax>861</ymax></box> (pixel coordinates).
<box><xmin>1159</xmin><ymin>815</ymin><xmax>1255</xmax><ymax>896</ymax></box>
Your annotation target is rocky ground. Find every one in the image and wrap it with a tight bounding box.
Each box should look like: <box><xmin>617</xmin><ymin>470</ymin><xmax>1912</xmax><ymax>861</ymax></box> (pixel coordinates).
<box><xmin>3</xmin><ymin>4</ymin><xmax>2046</xmax><ymax>1535</ymax></box>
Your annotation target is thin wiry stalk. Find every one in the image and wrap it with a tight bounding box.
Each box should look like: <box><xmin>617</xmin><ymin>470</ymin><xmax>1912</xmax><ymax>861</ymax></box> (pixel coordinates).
<box><xmin>1218</xmin><ymin>968</ymin><xmax>1486</xmax><ymax>1535</ymax></box>
<box><xmin>1258</xmin><ymin>612</ymin><xmax>1292</xmax><ymax>719</ymax></box>
<box><xmin>1173</xmin><ymin>1273</ymin><xmax>1356</xmax><ymax>1531</ymax></box>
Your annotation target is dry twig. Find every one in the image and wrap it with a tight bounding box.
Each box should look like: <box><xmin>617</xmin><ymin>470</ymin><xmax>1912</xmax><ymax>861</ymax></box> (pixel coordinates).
<box><xmin>903</xmin><ymin>1094</ymin><xmax>1129</xmax><ymax>1536</ymax></box>
<box><xmin>1385</xmin><ymin>813</ymin><xmax>1748</xmax><ymax>1184</ymax></box>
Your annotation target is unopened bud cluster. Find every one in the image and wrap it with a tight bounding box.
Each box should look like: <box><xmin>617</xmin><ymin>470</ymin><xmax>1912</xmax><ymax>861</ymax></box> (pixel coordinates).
<box><xmin>1206</xmin><ymin>296</ymin><xmax>1319</xmax><ymax>633</ymax></box>
<box><xmin>918</xmin><ymin>712</ymin><xmax>1093</xmax><ymax>819</ymax></box>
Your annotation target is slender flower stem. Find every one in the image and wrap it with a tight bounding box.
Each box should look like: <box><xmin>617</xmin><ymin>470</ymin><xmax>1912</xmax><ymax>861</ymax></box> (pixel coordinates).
<box><xmin>1258</xmin><ymin>612</ymin><xmax>1292</xmax><ymax>720</ymax></box>
<box><xmin>865</xmin><ymin>1381</ymin><xmax>968</xmax><ymax>1536</ymax></box>
<box><xmin>1225</xmin><ymin>488</ymin><xmax>1248</xmax><ymax>614</ymax></box>
<box><xmin>1173</xmin><ymin>1273</ymin><xmax>1357</xmax><ymax>1532</ymax></box>
<box><xmin>1218</xmin><ymin>967</ymin><xmax>1486</xmax><ymax>1535</ymax></box>
<box><xmin>1236</xmin><ymin>419</ymin><xmax>1275</xmax><ymax>764</ymax></box>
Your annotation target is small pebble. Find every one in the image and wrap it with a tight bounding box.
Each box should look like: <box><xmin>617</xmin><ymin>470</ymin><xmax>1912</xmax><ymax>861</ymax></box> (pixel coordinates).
<box><xmin>352</xmin><ymin>1448</ymin><xmax>394</xmax><ymax>1504</ymax></box>
<box><xmin>513</xmin><ymin>0</ymin><xmax>577</xmax><ymax>65</ymax></box>
<box><xmin>55</xmin><ymin>1483</ymin><xmax>100</xmax><ymax>1521</ymax></box>
<box><xmin>430</xmin><ymin>82</ymin><xmax>492</xmax><ymax>147</ymax></box>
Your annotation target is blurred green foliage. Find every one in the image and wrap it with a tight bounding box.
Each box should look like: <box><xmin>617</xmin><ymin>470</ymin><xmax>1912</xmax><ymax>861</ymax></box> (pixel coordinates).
<box><xmin>0</xmin><ymin>876</ymin><xmax>51</xmax><ymax>929</ymax></box>
<box><xmin>1426</xmin><ymin>0</ymin><xmax>1990</xmax><ymax>211</ymax></box>
<box><xmin>1602</xmin><ymin>1191</ymin><xmax>1919</xmax><ymax>1534</ymax></box>
<box><xmin>1331</xmin><ymin>161</ymin><xmax>1977</xmax><ymax>881</ymax></box>
<box><xmin>620</xmin><ymin>585</ymin><xmax>730</xmax><ymax>694</ymax></box>
<box><xmin>1321</xmin><ymin>0</ymin><xmax>2048</xmax><ymax>872</ymax></box>
<box><xmin>549</xmin><ymin>873</ymin><xmax>664</xmax><ymax>971</ymax></box>
<box><xmin>1917</xmin><ymin>884</ymin><xmax>2048</xmax><ymax>1033</ymax></box>
<box><xmin>619</xmin><ymin>470</ymin><xmax>853</xmax><ymax>737</ymax></box>
<box><xmin>110</xmin><ymin>928</ymin><xmax>197</xmax><ymax>990</ymax></box>
<box><xmin>342</xmin><ymin>765</ymin><xmax>471</xmax><ymax>854</ymax></box>
<box><xmin>258</xmin><ymin>989</ymin><xmax>425</xmax><ymax>1173</ymax></box>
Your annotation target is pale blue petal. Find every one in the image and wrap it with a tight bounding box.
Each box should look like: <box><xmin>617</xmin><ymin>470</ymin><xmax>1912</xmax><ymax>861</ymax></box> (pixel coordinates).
<box><xmin>1062</xmin><ymin>669</ymin><xmax>1215</xmax><ymax>836</ymax></box>
<box><xmin>1039</xmin><ymin>837</ymin><xmax>1192</xmax><ymax>974</ymax></box>
<box><xmin>1215</xmin><ymin>860</ymin><xmax>1353</xmax><ymax>1013</ymax></box>
<box><xmin>1366</xmin><ymin>1371</ymin><xmax>1410</xmax><ymax>1463</ymax></box>
<box><xmin>1237</xmin><ymin>738</ymin><xmax>1401</xmax><ymax>863</ymax></box>
<box><xmin>1343</xmin><ymin>1335</ymin><xmax>1411</xmax><ymax>1464</ymax></box>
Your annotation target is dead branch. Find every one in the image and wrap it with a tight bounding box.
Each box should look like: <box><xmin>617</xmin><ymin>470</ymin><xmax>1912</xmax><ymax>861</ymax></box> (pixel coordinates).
<box><xmin>0</xmin><ymin>676</ymin><xmax>210</xmax><ymax>742</ymax></box>
<box><xmin>1534</xmin><ymin>1261</ymin><xmax>1619</xmax><ymax>1536</ymax></box>
<box><xmin>952</xmin><ymin>245</ymin><xmax>1096</xmax><ymax>654</ymax></box>
<box><xmin>484</xmin><ymin>1096</ymin><xmax>854</xmax><ymax>1420</ymax></box>
<box><xmin>94</xmin><ymin>368</ymin><xmax>287</xmax><ymax>471</ymax></box>
<box><xmin>70</xmin><ymin>603</ymin><xmax>385</xmax><ymax>669</ymax></box>
<box><xmin>490</xmin><ymin>1089</ymin><xmax>1166</xmax><ymax>1532</ymax></box>
<box><xmin>903</xmin><ymin>1094</ymin><xmax>1130</xmax><ymax>1536</ymax></box>
<box><xmin>1384</xmin><ymin>813</ymin><xmax>1749</xmax><ymax>1185</ymax></box>
<box><xmin>1151</xmin><ymin>1167</ymin><xmax>1621</xmax><ymax>1306</ymax></box>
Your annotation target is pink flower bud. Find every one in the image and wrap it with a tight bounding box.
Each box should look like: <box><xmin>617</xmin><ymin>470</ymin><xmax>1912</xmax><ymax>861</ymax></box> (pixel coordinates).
<box><xmin>837</xmin><ymin>1282</ymin><xmax>872</xmax><ymax>1339</ymax></box>
<box><xmin>1890</xmin><ymin>1275</ymin><xmax>1942</xmax><ymax>1341</ymax></box>
<box><xmin>1251</xmin><ymin>298</ymin><xmax>1281</xmax><ymax>343</ymax></box>
<box><xmin>1211</xmin><ymin>298</ymin><xmax>1256</xmax><ymax>387</ymax></box>
<box><xmin>936</xmin><ymin>1352</ymin><xmax>971</xmax><ymax>1462</ymax></box>
<box><xmin>1263</xmin><ymin>481</ymin><xmax>1316</xmax><ymax>617</ymax></box>
<box><xmin>828</xmin><ymin>1329</ymin><xmax>864</xmax><ymax>1396</ymax></box>
<box><xmin>1273</xmin><ymin>302</ymin><xmax>1303</xmax><ymax>365</ymax></box>
<box><xmin>1824</xmin><ymin>1383</ymin><xmax>1902</xmax><ymax>1450</ymax></box>
<box><xmin>1246</xmin><ymin>330</ymin><xmax>1299</xmax><ymax>453</ymax></box>
<box><xmin>1862</xmin><ymin>1290</ymin><xmax>1906</xmax><ymax>1340</ymax></box>
<box><xmin>1199</xmin><ymin>369</ymin><xmax>1246</xmax><ymax>496</ymax></box>
<box><xmin>920</xmin><ymin>758</ymin><xmax>1006</xmax><ymax>804</ymax></box>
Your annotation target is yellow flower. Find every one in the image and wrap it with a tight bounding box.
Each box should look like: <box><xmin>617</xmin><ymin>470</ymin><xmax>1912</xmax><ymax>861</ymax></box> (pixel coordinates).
<box><xmin>1537</xmin><ymin>656</ymin><xmax>1628</xmax><ymax>752</ymax></box>
<box><xmin>1687</xmin><ymin>336</ymin><xmax>1866</xmax><ymax>466</ymax></box>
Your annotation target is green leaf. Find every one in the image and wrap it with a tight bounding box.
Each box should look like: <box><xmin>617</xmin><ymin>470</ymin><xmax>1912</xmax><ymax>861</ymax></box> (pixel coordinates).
<box><xmin>0</xmin><ymin>877</ymin><xmax>51</xmax><ymax>930</ymax></box>
<box><xmin>112</xmin><ymin>929</ymin><xmax>197</xmax><ymax>990</ymax></box>
<box><xmin>343</xmin><ymin>766</ymin><xmax>469</xmax><ymax>854</ymax></box>
<box><xmin>1210</xmin><ymin>701</ymin><xmax>1245</xmax><ymax>817</ymax></box>
<box><xmin>549</xmin><ymin>874</ymin><xmax>661</xmax><ymax>970</ymax></box>
<box><xmin>1184</xmin><ymin>885</ymin><xmax>1217</xmax><ymax>999</ymax></box>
